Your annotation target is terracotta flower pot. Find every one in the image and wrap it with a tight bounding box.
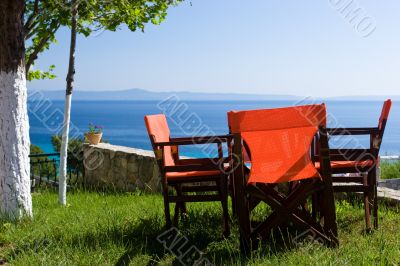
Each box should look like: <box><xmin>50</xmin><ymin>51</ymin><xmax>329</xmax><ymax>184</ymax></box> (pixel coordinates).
<box><xmin>86</xmin><ymin>132</ymin><xmax>102</xmax><ymax>145</ymax></box>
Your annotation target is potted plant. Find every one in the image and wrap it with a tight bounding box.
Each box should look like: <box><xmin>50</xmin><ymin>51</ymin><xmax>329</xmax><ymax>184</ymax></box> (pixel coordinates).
<box><xmin>85</xmin><ymin>123</ymin><xmax>103</xmax><ymax>145</ymax></box>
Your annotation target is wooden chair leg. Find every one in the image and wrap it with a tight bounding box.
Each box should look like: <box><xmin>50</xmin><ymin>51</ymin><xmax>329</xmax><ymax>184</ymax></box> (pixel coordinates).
<box><xmin>312</xmin><ymin>193</ymin><xmax>319</xmax><ymax>221</ymax></box>
<box><xmin>163</xmin><ymin>185</ymin><xmax>172</xmax><ymax>228</ymax></box>
<box><xmin>371</xmin><ymin>170</ymin><xmax>379</xmax><ymax>229</ymax></box>
<box><xmin>363</xmin><ymin>173</ymin><xmax>372</xmax><ymax>232</ymax></box>
<box><xmin>176</xmin><ymin>185</ymin><xmax>187</xmax><ymax>215</ymax></box>
<box><xmin>373</xmin><ymin>184</ymin><xmax>378</xmax><ymax>229</ymax></box>
<box><xmin>173</xmin><ymin>201</ymin><xmax>180</xmax><ymax>227</ymax></box>
<box><xmin>238</xmin><ymin>195</ymin><xmax>253</xmax><ymax>253</ymax></box>
<box><xmin>229</xmin><ymin>175</ymin><xmax>237</xmax><ymax>218</ymax></box>
<box><xmin>173</xmin><ymin>186</ymin><xmax>181</xmax><ymax>227</ymax></box>
<box><xmin>319</xmin><ymin>180</ymin><xmax>338</xmax><ymax>247</ymax></box>
<box><xmin>218</xmin><ymin>178</ymin><xmax>230</xmax><ymax>237</ymax></box>
<box><xmin>234</xmin><ymin>175</ymin><xmax>251</xmax><ymax>252</ymax></box>
<box><xmin>181</xmin><ymin>201</ymin><xmax>187</xmax><ymax>215</ymax></box>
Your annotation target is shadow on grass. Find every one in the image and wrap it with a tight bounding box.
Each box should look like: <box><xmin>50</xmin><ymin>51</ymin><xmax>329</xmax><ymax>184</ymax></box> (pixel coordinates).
<box><xmin>22</xmin><ymin>210</ymin><xmax>344</xmax><ymax>265</ymax></box>
<box><xmin>110</xmin><ymin>213</ymin><xmax>332</xmax><ymax>265</ymax></box>
<box><xmin>113</xmin><ymin>211</ymin><xmax>236</xmax><ymax>266</ymax></box>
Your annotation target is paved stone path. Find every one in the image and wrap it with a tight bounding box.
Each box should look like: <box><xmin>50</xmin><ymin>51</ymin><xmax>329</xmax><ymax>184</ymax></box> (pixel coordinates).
<box><xmin>378</xmin><ymin>187</ymin><xmax>400</xmax><ymax>203</ymax></box>
<box><xmin>334</xmin><ymin>182</ymin><xmax>400</xmax><ymax>204</ymax></box>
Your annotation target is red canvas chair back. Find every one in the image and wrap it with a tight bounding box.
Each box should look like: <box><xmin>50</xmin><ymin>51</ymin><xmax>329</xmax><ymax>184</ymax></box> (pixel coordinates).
<box><xmin>144</xmin><ymin>114</ymin><xmax>175</xmax><ymax>166</ymax></box>
<box><xmin>228</xmin><ymin>104</ymin><xmax>326</xmax><ymax>184</ymax></box>
<box><xmin>378</xmin><ymin>99</ymin><xmax>392</xmax><ymax>139</ymax></box>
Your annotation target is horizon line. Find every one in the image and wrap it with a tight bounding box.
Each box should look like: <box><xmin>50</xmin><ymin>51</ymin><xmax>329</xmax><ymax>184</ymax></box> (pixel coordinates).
<box><xmin>29</xmin><ymin>88</ymin><xmax>400</xmax><ymax>99</ymax></box>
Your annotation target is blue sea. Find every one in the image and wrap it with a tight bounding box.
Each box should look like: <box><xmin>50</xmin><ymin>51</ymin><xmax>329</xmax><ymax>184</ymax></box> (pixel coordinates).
<box><xmin>28</xmin><ymin>100</ymin><xmax>400</xmax><ymax>157</ymax></box>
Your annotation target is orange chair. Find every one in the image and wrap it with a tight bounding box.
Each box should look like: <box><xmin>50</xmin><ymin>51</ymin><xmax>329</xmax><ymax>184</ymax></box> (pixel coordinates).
<box><xmin>145</xmin><ymin>114</ymin><xmax>231</xmax><ymax>236</ymax></box>
<box><xmin>228</xmin><ymin>104</ymin><xmax>338</xmax><ymax>251</ymax></box>
<box><xmin>314</xmin><ymin>99</ymin><xmax>392</xmax><ymax>231</ymax></box>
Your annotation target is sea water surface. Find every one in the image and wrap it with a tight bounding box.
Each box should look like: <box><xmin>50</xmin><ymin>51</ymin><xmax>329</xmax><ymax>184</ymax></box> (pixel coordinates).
<box><xmin>28</xmin><ymin>100</ymin><xmax>399</xmax><ymax>157</ymax></box>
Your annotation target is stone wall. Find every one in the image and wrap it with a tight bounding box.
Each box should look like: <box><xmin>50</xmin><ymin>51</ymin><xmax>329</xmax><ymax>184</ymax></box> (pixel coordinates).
<box><xmin>378</xmin><ymin>178</ymin><xmax>400</xmax><ymax>190</ymax></box>
<box><xmin>83</xmin><ymin>143</ymin><xmax>161</xmax><ymax>192</ymax></box>
<box><xmin>82</xmin><ymin>143</ymin><xmax>400</xmax><ymax>201</ymax></box>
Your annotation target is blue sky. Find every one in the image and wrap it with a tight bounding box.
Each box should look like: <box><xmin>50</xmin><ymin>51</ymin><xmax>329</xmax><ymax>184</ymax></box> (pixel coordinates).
<box><xmin>29</xmin><ymin>0</ymin><xmax>400</xmax><ymax>97</ymax></box>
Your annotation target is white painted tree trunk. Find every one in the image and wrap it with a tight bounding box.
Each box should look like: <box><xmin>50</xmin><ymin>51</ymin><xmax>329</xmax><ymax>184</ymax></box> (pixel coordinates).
<box><xmin>0</xmin><ymin>66</ymin><xmax>32</xmax><ymax>219</ymax></box>
<box><xmin>59</xmin><ymin>94</ymin><xmax>72</xmax><ymax>205</ymax></box>
<box><xmin>59</xmin><ymin>2</ymin><xmax>78</xmax><ymax>206</ymax></box>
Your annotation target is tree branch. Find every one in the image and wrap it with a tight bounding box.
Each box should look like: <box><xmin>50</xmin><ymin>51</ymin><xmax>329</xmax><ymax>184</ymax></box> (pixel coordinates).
<box><xmin>25</xmin><ymin>22</ymin><xmax>60</xmax><ymax>75</ymax></box>
<box><xmin>24</xmin><ymin>0</ymin><xmax>40</xmax><ymax>38</ymax></box>
<box><xmin>66</xmin><ymin>3</ymin><xmax>78</xmax><ymax>95</ymax></box>
<box><xmin>25</xmin><ymin>19</ymin><xmax>42</xmax><ymax>40</ymax></box>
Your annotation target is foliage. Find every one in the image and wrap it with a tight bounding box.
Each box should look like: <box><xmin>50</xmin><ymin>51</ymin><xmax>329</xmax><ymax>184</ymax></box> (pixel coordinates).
<box><xmin>24</xmin><ymin>1</ymin><xmax>64</xmax><ymax>80</ymax></box>
<box><xmin>51</xmin><ymin>134</ymin><xmax>84</xmax><ymax>182</ymax></box>
<box><xmin>29</xmin><ymin>144</ymin><xmax>57</xmax><ymax>178</ymax></box>
<box><xmin>51</xmin><ymin>134</ymin><xmax>83</xmax><ymax>154</ymax></box>
<box><xmin>30</xmin><ymin>144</ymin><xmax>45</xmax><ymax>155</ymax></box>
<box><xmin>27</xmin><ymin>64</ymin><xmax>56</xmax><ymax>81</ymax></box>
<box><xmin>88</xmin><ymin>123</ymin><xmax>103</xmax><ymax>134</ymax></box>
<box><xmin>24</xmin><ymin>0</ymin><xmax>184</xmax><ymax>80</ymax></box>
<box><xmin>380</xmin><ymin>161</ymin><xmax>400</xmax><ymax>179</ymax></box>
<box><xmin>0</xmin><ymin>191</ymin><xmax>400</xmax><ymax>264</ymax></box>
<box><xmin>51</xmin><ymin>135</ymin><xmax>85</xmax><ymax>173</ymax></box>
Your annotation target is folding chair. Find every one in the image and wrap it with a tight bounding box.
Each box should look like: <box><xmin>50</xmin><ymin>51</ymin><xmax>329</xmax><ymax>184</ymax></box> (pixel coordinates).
<box><xmin>314</xmin><ymin>99</ymin><xmax>392</xmax><ymax>231</ymax></box>
<box><xmin>228</xmin><ymin>104</ymin><xmax>338</xmax><ymax>251</ymax></box>
<box><xmin>145</xmin><ymin>114</ymin><xmax>231</xmax><ymax>236</ymax></box>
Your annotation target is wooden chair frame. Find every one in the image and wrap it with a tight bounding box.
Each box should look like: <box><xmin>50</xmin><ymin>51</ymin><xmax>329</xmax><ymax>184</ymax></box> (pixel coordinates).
<box><xmin>148</xmin><ymin>133</ymin><xmax>232</xmax><ymax>236</ymax></box>
<box><xmin>231</xmin><ymin>126</ymin><xmax>338</xmax><ymax>252</ymax></box>
<box><xmin>313</xmin><ymin>101</ymin><xmax>390</xmax><ymax>231</ymax></box>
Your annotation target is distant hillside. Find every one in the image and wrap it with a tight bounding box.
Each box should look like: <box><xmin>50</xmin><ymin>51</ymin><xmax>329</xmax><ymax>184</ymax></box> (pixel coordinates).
<box><xmin>28</xmin><ymin>88</ymin><xmax>399</xmax><ymax>101</ymax></box>
<box><xmin>327</xmin><ymin>95</ymin><xmax>400</xmax><ymax>101</ymax></box>
<box><xmin>29</xmin><ymin>88</ymin><xmax>302</xmax><ymax>101</ymax></box>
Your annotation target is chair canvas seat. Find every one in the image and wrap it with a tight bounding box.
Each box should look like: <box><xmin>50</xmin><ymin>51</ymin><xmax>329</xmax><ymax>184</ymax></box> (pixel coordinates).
<box><xmin>166</xmin><ymin>170</ymin><xmax>222</xmax><ymax>179</ymax></box>
<box><xmin>315</xmin><ymin>160</ymin><xmax>374</xmax><ymax>169</ymax></box>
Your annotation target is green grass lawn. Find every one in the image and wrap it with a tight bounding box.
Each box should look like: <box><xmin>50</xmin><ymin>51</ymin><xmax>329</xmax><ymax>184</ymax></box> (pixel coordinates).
<box><xmin>381</xmin><ymin>161</ymin><xmax>400</xmax><ymax>179</ymax></box>
<box><xmin>1</xmin><ymin>190</ymin><xmax>400</xmax><ymax>265</ymax></box>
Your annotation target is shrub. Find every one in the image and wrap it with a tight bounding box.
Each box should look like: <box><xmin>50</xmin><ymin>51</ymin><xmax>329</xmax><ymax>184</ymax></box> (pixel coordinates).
<box><xmin>51</xmin><ymin>134</ymin><xmax>84</xmax><ymax>155</ymax></box>
<box><xmin>51</xmin><ymin>135</ymin><xmax>85</xmax><ymax>183</ymax></box>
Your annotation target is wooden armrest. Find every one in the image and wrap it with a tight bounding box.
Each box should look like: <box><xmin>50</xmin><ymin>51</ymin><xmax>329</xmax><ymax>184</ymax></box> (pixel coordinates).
<box><xmin>176</xmin><ymin>157</ymin><xmax>230</xmax><ymax>166</ymax></box>
<box><xmin>327</xmin><ymin>127</ymin><xmax>379</xmax><ymax>136</ymax></box>
<box><xmin>170</xmin><ymin>135</ymin><xmax>232</xmax><ymax>143</ymax></box>
<box><xmin>314</xmin><ymin>148</ymin><xmax>374</xmax><ymax>161</ymax></box>
<box><xmin>155</xmin><ymin>135</ymin><xmax>232</xmax><ymax>147</ymax></box>
<box><xmin>164</xmin><ymin>164</ymin><xmax>221</xmax><ymax>172</ymax></box>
